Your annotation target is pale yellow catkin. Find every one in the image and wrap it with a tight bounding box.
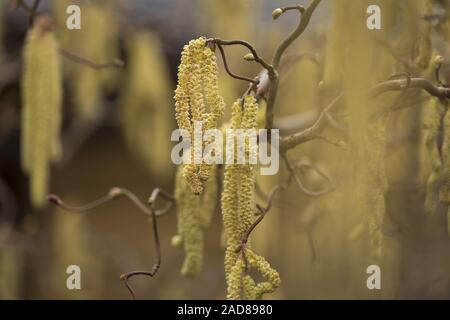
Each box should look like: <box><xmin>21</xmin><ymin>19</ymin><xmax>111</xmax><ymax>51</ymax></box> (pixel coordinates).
<box><xmin>424</xmin><ymin>97</ymin><xmax>446</xmax><ymax>215</ymax></box>
<box><xmin>70</xmin><ymin>2</ymin><xmax>119</xmax><ymax>122</ymax></box>
<box><xmin>21</xmin><ymin>17</ymin><xmax>62</xmax><ymax>209</ymax></box>
<box><xmin>221</xmin><ymin>96</ymin><xmax>279</xmax><ymax>300</ymax></box>
<box><xmin>439</xmin><ymin>103</ymin><xmax>450</xmax><ymax>204</ymax></box>
<box><xmin>173</xmin><ymin>164</ymin><xmax>218</xmax><ymax>277</ymax></box>
<box><xmin>174</xmin><ymin>37</ymin><xmax>225</xmax><ymax>195</ymax></box>
<box><xmin>121</xmin><ymin>31</ymin><xmax>174</xmax><ymax>179</ymax></box>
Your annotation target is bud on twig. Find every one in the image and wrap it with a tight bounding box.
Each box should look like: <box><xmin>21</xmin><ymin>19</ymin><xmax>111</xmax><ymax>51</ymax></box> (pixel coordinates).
<box><xmin>272</xmin><ymin>8</ymin><xmax>283</xmax><ymax>20</ymax></box>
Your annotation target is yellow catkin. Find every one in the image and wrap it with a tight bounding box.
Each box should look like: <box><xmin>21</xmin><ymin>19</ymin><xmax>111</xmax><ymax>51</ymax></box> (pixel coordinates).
<box><xmin>424</xmin><ymin>98</ymin><xmax>446</xmax><ymax>215</ymax></box>
<box><xmin>120</xmin><ymin>31</ymin><xmax>173</xmax><ymax>179</ymax></box>
<box><xmin>173</xmin><ymin>165</ymin><xmax>218</xmax><ymax>277</ymax></box>
<box><xmin>439</xmin><ymin>103</ymin><xmax>450</xmax><ymax>234</ymax></box>
<box><xmin>21</xmin><ymin>17</ymin><xmax>62</xmax><ymax>209</ymax></box>
<box><xmin>226</xmin><ymin>250</ymin><xmax>281</xmax><ymax>300</ymax></box>
<box><xmin>440</xmin><ymin>102</ymin><xmax>450</xmax><ymax>204</ymax></box>
<box><xmin>221</xmin><ymin>96</ymin><xmax>278</xmax><ymax>299</ymax></box>
<box><xmin>174</xmin><ymin>37</ymin><xmax>225</xmax><ymax>194</ymax></box>
<box><xmin>69</xmin><ymin>2</ymin><xmax>119</xmax><ymax>121</ymax></box>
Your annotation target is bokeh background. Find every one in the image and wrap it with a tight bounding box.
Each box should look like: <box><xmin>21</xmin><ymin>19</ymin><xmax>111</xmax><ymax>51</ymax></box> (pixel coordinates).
<box><xmin>1</xmin><ymin>0</ymin><xmax>450</xmax><ymax>299</ymax></box>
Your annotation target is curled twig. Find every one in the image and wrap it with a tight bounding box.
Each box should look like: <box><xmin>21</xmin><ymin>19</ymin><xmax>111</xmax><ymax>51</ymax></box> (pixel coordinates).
<box><xmin>283</xmin><ymin>155</ymin><xmax>335</xmax><ymax>197</ymax></box>
<box><xmin>48</xmin><ymin>187</ymin><xmax>175</xmax><ymax>300</ymax></box>
<box><xmin>120</xmin><ymin>188</ymin><xmax>174</xmax><ymax>299</ymax></box>
<box><xmin>208</xmin><ymin>38</ymin><xmax>273</xmax><ymax>73</ymax></box>
<box><xmin>234</xmin><ymin>184</ymin><xmax>286</xmax><ymax>272</ymax></box>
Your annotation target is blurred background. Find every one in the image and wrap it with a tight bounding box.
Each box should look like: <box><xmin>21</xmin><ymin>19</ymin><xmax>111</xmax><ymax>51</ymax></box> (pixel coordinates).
<box><xmin>1</xmin><ymin>0</ymin><xmax>450</xmax><ymax>299</ymax></box>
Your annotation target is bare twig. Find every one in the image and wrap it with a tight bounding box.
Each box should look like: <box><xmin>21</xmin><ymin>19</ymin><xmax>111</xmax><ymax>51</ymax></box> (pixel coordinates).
<box><xmin>283</xmin><ymin>155</ymin><xmax>335</xmax><ymax>197</ymax></box>
<box><xmin>48</xmin><ymin>187</ymin><xmax>174</xmax><ymax>300</ymax></box>
<box><xmin>234</xmin><ymin>184</ymin><xmax>286</xmax><ymax>268</ymax></box>
<box><xmin>214</xmin><ymin>43</ymin><xmax>259</xmax><ymax>85</ymax></box>
<box><xmin>59</xmin><ymin>48</ymin><xmax>125</xmax><ymax>70</ymax></box>
<box><xmin>207</xmin><ymin>38</ymin><xmax>274</xmax><ymax>74</ymax></box>
<box><xmin>120</xmin><ymin>188</ymin><xmax>173</xmax><ymax>299</ymax></box>
<box><xmin>29</xmin><ymin>0</ymin><xmax>41</xmax><ymax>25</ymax></box>
<box><xmin>266</xmin><ymin>0</ymin><xmax>322</xmax><ymax>131</ymax></box>
<box><xmin>280</xmin><ymin>94</ymin><xmax>344</xmax><ymax>152</ymax></box>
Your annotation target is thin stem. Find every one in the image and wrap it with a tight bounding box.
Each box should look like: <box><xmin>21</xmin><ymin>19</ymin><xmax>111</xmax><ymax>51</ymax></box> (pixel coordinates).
<box><xmin>271</xmin><ymin>0</ymin><xmax>322</xmax><ymax>70</ymax></box>
<box><xmin>235</xmin><ymin>184</ymin><xmax>286</xmax><ymax>255</ymax></box>
<box><xmin>120</xmin><ymin>189</ymin><xmax>171</xmax><ymax>299</ymax></box>
<box><xmin>59</xmin><ymin>48</ymin><xmax>125</xmax><ymax>70</ymax></box>
<box><xmin>215</xmin><ymin>44</ymin><xmax>259</xmax><ymax>84</ymax></box>
<box><xmin>48</xmin><ymin>187</ymin><xmax>174</xmax><ymax>300</ymax></box>
<box><xmin>209</xmin><ymin>38</ymin><xmax>274</xmax><ymax>74</ymax></box>
<box><xmin>29</xmin><ymin>0</ymin><xmax>41</xmax><ymax>25</ymax></box>
<box><xmin>283</xmin><ymin>155</ymin><xmax>335</xmax><ymax>197</ymax></box>
<box><xmin>280</xmin><ymin>94</ymin><xmax>344</xmax><ymax>152</ymax></box>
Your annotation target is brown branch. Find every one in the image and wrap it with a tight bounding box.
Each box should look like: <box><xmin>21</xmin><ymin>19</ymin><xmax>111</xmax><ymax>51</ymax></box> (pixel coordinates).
<box><xmin>280</xmin><ymin>76</ymin><xmax>450</xmax><ymax>152</ymax></box>
<box><xmin>208</xmin><ymin>38</ymin><xmax>273</xmax><ymax>73</ymax></box>
<box><xmin>370</xmin><ymin>77</ymin><xmax>450</xmax><ymax>99</ymax></box>
<box><xmin>29</xmin><ymin>0</ymin><xmax>41</xmax><ymax>25</ymax></box>
<box><xmin>283</xmin><ymin>155</ymin><xmax>335</xmax><ymax>197</ymax></box>
<box><xmin>48</xmin><ymin>187</ymin><xmax>174</xmax><ymax>300</ymax></box>
<box><xmin>120</xmin><ymin>188</ymin><xmax>173</xmax><ymax>299</ymax></box>
<box><xmin>59</xmin><ymin>48</ymin><xmax>125</xmax><ymax>70</ymax></box>
<box><xmin>214</xmin><ymin>43</ymin><xmax>259</xmax><ymax>85</ymax></box>
<box><xmin>280</xmin><ymin>94</ymin><xmax>344</xmax><ymax>152</ymax></box>
<box><xmin>234</xmin><ymin>184</ymin><xmax>286</xmax><ymax>260</ymax></box>
<box><xmin>265</xmin><ymin>0</ymin><xmax>322</xmax><ymax>131</ymax></box>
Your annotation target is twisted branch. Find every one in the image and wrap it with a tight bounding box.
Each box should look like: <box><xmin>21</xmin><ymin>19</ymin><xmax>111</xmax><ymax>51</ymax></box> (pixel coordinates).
<box><xmin>48</xmin><ymin>188</ymin><xmax>175</xmax><ymax>300</ymax></box>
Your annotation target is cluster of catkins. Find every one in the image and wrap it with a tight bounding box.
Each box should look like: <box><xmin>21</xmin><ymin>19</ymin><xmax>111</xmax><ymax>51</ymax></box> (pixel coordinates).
<box><xmin>173</xmin><ymin>38</ymin><xmax>280</xmax><ymax>299</ymax></box>
<box><xmin>21</xmin><ymin>16</ymin><xmax>62</xmax><ymax>209</ymax></box>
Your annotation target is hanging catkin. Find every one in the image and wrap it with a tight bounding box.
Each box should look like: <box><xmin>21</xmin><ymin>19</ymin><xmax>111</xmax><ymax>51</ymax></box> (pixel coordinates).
<box><xmin>120</xmin><ymin>31</ymin><xmax>174</xmax><ymax>179</ymax></box>
<box><xmin>172</xmin><ymin>164</ymin><xmax>218</xmax><ymax>277</ymax></box>
<box><xmin>69</xmin><ymin>2</ymin><xmax>119</xmax><ymax>122</ymax></box>
<box><xmin>21</xmin><ymin>16</ymin><xmax>62</xmax><ymax>209</ymax></box>
<box><xmin>424</xmin><ymin>97</ymin><xmax>446</xmax><ymax>215</ymax></box>
<box><xmin>174</xmin><ymin>37</ymin><xmax>225</xmax><ymax>195</ymax></box>
<box><xmin>221</xmin><ymin>96</ymin><xmax>280</xmax><ymax>300</ymax></box>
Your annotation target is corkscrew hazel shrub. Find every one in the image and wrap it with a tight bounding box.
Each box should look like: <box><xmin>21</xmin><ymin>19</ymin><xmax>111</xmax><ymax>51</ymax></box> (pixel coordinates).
<box><xmin>174</xmin><ymin>37</ymin><xmax>225</xmax><ymax>195</ymax></box>
<box><xmin>21</xmin><ymin>16</ymin><xmax>62</xmax><ymax>209</ymax></box>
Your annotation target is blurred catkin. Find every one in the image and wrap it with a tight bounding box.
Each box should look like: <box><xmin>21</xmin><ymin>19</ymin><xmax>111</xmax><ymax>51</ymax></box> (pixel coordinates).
<box><xmin>21</xmin><ymin>16</ymin><xmax>62</xmax><ymax>209</ymax></box>
<box><xmin>66</xmin><ymin>2</ymin><xmax>119</xmax><ymax>121</ymax></box>
<box><xmin>424</xmin><ymin>97</ymin><xmax>446</xmax><ymax>214</ymax></box>
<box><xmin>120</xmin><ymin>31</ymin><xmax>174</xmax><ymax>179</ymax></box>
<box><xmin>173</xmin><ymin>165</ymin><xmax>218</xmax><ymax>278</ymax></box>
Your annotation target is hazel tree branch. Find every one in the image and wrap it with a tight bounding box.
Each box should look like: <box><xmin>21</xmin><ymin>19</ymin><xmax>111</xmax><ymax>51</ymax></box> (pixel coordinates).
<box><xmin>48</xmin><ymin>187</ymin><xmax>175</xmax><ymax>300</ymax></box>
<box><xmin>280</xmin><ymin>76</ymin><xmax>450</xmax><ymax>152</ymax></box>
<box><xmin>59</xmin><ymin>48</ymin><xmax>125</xmax><ymax>70</ymax></box>
<box><xmin>265</xmin><ymin>0</ymin><xmax>322</xmax><ymax>132</ymax></box>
